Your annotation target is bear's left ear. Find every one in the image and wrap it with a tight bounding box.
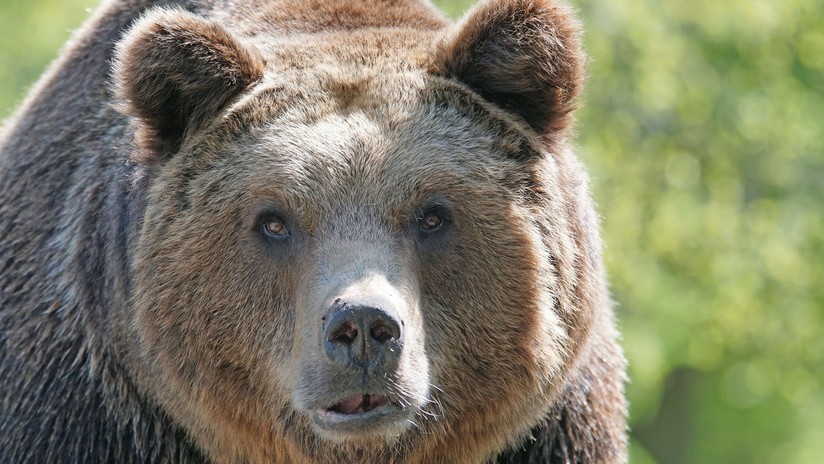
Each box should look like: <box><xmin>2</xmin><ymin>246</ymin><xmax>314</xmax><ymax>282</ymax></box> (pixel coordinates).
<box><xmin>113</xmin><ymin>8</ymin><xmax>264</xmax><ymax>163</ymax></box>
<box><xmin>432</xmin><ymin>0</ymin><xmax>584</xmax><ymax>136</ymax></box>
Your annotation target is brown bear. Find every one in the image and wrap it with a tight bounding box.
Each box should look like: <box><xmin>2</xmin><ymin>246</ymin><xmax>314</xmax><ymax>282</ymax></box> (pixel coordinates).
<box><xmin>0</xmin><ymin>0</ymin><xmax>627</xmax><ymax>462</ymax></box>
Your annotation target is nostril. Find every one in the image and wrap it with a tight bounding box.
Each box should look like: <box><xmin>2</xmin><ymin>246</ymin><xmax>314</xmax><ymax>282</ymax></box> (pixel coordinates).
<box><xmin>328</xmin><ymin>320</ymin><xmax>358</xmax><ymax>345</ymax></box>
<box><xmin>323</xmin><ymin>303</ymin><xmax>403</xmax><ymax>367</ymax></box>
<box><xmin>369</xmin><ymin>319</ymin><xmax>398</xmax><ymax>344</ymax></box>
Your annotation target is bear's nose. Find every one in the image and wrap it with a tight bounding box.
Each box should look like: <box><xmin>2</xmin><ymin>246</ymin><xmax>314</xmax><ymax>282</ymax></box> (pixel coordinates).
<box><xmin>323</xmin><ymin>301</ymin><xmax>403</xmax><ymax>371</ymax></box>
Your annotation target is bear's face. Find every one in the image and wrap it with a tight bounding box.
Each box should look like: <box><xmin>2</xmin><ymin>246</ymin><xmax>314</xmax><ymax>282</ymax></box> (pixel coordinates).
<box><xmin>115</xmin><ymin>2</ymin><xmax>585</xmax><ymax>461</ymax></box>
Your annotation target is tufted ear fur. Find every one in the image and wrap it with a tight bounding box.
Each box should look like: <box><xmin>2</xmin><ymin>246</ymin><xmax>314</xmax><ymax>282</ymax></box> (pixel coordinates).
<box><xmin>113</xmin><ymin>8</ymin><xmax>264</xmax><ymax>163</ymax></box>
<box><xmin>433</xmin><ymin>0</ymin><xmax>584</xmax><ymax>137</ymax></box>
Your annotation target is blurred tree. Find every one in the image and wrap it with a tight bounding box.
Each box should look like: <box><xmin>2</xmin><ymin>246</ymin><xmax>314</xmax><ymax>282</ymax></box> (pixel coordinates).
<box><xmin>0</xmin><ymin>0</ymin><xmax>97</xmax><ymax>118</ymax></box>
<box><xmin>574</xmin><ymin>1</ymin><xmax>824</xmax><ymax>462</ymax></box>
<box><xmin>1</xmin><ymin>0</ymin><xmax>822</xmax><ymax>463</ymax></box>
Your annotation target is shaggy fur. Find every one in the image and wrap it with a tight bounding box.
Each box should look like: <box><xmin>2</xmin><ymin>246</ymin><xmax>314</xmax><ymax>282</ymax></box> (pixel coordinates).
<box><xmin>114</xmin><ymin>8</ymin><xmax>265</xmax><ymax>160</ymax></box>
<box><xmin>0</xmin><ymin>0</ymin><xmax>627</xmax><ymax>463</ymax></box>
<box><xmin>433</xmin><ymin>0</ymin><xmax>584</xmax><ymax>137</ymax></box>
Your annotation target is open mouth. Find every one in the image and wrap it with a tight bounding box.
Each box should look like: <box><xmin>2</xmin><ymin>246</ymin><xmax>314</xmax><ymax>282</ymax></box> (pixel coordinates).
<box><xmin>328</xmin><ymin>394</ymin><xmax>391</xmax><ymax>415</ymax></box>
<box><xmin>313</xmin><ymin>393</ymin><xmax>408</xmax><ymax>436</ymax></box>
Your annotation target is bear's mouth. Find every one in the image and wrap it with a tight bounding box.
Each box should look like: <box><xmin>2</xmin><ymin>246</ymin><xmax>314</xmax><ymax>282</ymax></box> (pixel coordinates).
<box><xmin>327</xmin><ymin>394</ymin><xmax>390</xmax><ymax>415</ymax></box>
<box><xmin>313</xmin><ymin>393</ymin><xmax>408</xmax><ymax>437</ymax></box>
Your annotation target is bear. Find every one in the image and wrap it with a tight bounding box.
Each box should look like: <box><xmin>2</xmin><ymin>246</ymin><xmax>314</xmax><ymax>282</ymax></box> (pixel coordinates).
<box><xmin>0</xmin><ymin>0</ymin><xmax>627</xmax><ymax>462</ymax></box>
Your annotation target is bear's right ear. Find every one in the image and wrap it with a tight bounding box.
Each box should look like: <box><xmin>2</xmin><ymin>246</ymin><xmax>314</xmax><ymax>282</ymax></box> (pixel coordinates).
<box><xmin>113</xmin><ymin>8</ymin><xmax>264</xmax><ymax>163</ymax></box>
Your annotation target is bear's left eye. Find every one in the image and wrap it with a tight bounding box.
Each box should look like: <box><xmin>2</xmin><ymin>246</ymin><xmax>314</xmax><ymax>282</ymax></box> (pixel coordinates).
<box><xmin>419</xmin><ymin>210</ymin><xmax>443</xmax><ymax>232</ymax></box>
<box><xmin>416</xmin><ymin>204</ymin><xmax>450</xmax><ymax>235</ymax></box>
<box><xmin>262</xmin><ymin>216</ymin><xmax>290</xmax><ymax>239</ymax></box>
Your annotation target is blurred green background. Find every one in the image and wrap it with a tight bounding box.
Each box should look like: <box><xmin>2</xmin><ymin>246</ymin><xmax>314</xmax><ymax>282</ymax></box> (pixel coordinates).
<box><xmin>1</xmin><ymin>0</ymin><xmax>822</xmax><ymax>462</ymax></box>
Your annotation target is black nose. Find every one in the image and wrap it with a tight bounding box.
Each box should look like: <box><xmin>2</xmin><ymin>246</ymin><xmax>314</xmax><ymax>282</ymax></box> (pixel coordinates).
<box><xmin>323</xmin><ymin>301</ymin><xmax>403</xmax><ymax>371</ymax></box>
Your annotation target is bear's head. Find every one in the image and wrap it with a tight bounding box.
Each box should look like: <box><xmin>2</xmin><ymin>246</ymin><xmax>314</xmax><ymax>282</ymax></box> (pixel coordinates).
<box><xmin>113</xmin><ymin>0</ymin><xmax>598</xmax><ymax>461</ymax></box>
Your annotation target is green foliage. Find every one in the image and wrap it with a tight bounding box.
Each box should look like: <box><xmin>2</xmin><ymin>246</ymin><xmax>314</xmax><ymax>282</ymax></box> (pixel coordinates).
<box><xmin>0</xmin><ymin>0</ymin><xmax>97</xmax><ymax>118</ymax></box>
<box><xmin>573</xmin><ymin>1</ymin><xmax>824</xmax><ymax>462</ymax></box>
<box><xmin>1</xmin><ymin>0</ymin><xmax>821</xmax><ymax>463</ymax></box>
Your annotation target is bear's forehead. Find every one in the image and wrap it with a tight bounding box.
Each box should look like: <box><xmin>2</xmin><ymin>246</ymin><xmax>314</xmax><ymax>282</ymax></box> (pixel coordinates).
<box><xmin>242</xmin><ymin>82</ymin><xmax>523</xmax><ymax>193</ymax></box>
<box><xmin>250</xmin><ymin>98</ymin><xmax>496</xmax><ymax>174</ymax></box>
<box><xmin>226</xmin><ymin>70</ymin><xmax>533</xmax><ymax>169</ymax></box>
<box><xmin>234</xmin><ymin>106</ymin><xmax>501</xmax><ymax>213</ymax></box>
<box><xmin>169</xmin><ymin>69</ymin><xmax>539</xmax><ymax>231</ymax></box>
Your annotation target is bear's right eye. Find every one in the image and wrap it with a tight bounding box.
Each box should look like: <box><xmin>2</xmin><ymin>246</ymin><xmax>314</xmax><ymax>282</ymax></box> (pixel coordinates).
<box><xmin>261</xmin><ymin>216</ymin><xmax>290</xmax><ymax>239</ymax></box>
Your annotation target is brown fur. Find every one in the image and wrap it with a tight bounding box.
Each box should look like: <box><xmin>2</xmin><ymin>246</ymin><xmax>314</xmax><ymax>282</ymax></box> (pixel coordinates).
<box><xmin>114</xmin><ymin>8</ymin><xmax>265</xmax><ymax>161</ymax></box>
<box><xmin>433</xmin><ymin>0</ymin><xmax>584</xmax><ymax>137</ymax></box>
<box><xmin>0</xmin><ymin>0</ymin><xmax>627</xmax><ymax>463</ymax></box>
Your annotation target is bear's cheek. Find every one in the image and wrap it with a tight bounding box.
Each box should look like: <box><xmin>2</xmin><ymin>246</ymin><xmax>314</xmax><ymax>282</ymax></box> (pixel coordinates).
<box><xmin>131</xmin><ymin>207</ymin><xmax>299</xmax><ymax>419</ymax></box>
<box><xmin>419</xmin><ymin>213</ymin><xmax>565</xmax><ymax>419</ymax></box>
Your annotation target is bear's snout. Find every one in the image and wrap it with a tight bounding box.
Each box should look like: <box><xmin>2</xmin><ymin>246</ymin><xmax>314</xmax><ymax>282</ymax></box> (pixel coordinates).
<box><xmin>323</xmin><ymin>298</ymin><xmax>404</xmax><ymax>373</ymax></box>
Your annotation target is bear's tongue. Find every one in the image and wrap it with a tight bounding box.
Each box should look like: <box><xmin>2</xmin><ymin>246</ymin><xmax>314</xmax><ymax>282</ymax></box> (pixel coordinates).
<box><xmin>330</xmin><ymin>394</ymin><xmax>389</xmax><ymax>415</ymax></box>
